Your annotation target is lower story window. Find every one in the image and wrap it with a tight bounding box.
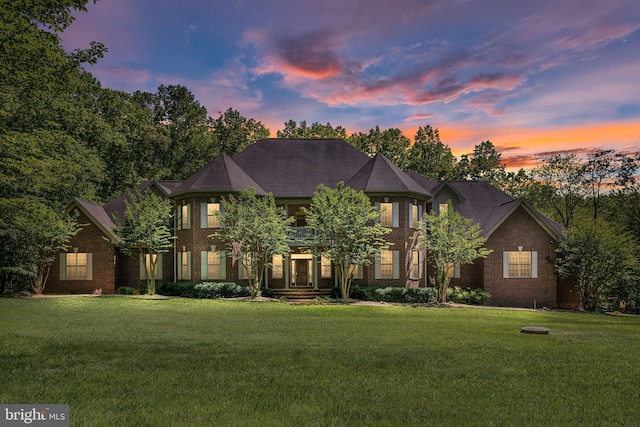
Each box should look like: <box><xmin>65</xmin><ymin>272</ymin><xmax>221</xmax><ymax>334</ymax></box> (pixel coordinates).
<box><xmin>504</xmin><ymin>250</ymin><xmax>537</xmax><ymax>278</ymax></box>
<box><xmin>375</xmin><ymin>250</ymin><xmax>399</xmax><ymax>279</ymax></box>
<box><xmin>177</xmin><ymin>252</ymin><xmax>191</xmax><ymax>280</ymax></box>
<box><xmin>60</xmin><ymin>252</ymin><xmax>93</xmax><ymax>280</ymax></box>
<box><xmin>272</xmin><ymin>255</ymin><xmax>284</xmax><ymax>279</ymax></box>
<box><xmin>321</xmin><ymin>256</ymin><xmax>332</xmax><ymax>278</ymax></box>
<box><xmin>201</xmin><ymin>251</ymin><xmax>226</xmax><ymax>280</ymax></box>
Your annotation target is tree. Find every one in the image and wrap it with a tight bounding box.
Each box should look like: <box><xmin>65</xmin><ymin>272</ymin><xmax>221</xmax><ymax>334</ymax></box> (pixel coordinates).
<box><xmin>210</xmin><ymin>108</ymin><xmax>270</xmax><ymax>157</ymax></box>
<box><xmin>304</xmin><ymin>183</ymin><xmax>390</xmax><ymax>300</ymax></box>
<box><xmin>556</xmin><ymin>219</ymin><xmax>638</xmax><ymax>311</ymax></box>
<box><xmin>0</xmin><ymin>198</ymin><xmax>82</xmax><ymax>294</ymax></box>
<box><xmin>276</xmin><ymin>120</ymin><xmax>347</xmax><ymax>139</ymax></box>
<box><xmin>111</xmin><ymin>191</ymin><xmax>175</xmax><ymax>295</ymax></box>
<box><xmin>530</xmin><ymin>153</ymin><xmax>586</xmax><ymax>228</ymax></box>
<box><xmin>455</xmin><ymin>140</ymin><xmax>506</xmax><ymax>182</ymax></box>
<box><xmin>347</xmin><ymin>126</ymin><xmax>410</xmax><ymax>168</ymax></box>
<box><xmin>406</xmin><ymin>125</ymin><xmax>456</xmax><ymax>180</ymax></box>
<box><xmin>418</xmin><ymin>203</ymin><xmax>492</xmax><ymax>303</ymax></box>
<box><xmin>212</xmin><ymin>189</ymin><xmax>292</xmax><ymax>299</ymax></box>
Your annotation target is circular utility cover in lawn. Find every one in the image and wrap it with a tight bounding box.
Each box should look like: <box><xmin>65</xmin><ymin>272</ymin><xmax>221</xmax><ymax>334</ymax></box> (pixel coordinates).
<box><xmin>520</xmin><ymin>326</ymin><xmax>549</xmax><ymax>335</ymax></box>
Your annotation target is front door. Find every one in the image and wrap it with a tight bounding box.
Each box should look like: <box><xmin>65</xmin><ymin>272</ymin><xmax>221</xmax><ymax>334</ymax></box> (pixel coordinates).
<box><xmin>294</xmin><ymin>259</ymin><xmax>309</xmax><ymax>287</ymax></box>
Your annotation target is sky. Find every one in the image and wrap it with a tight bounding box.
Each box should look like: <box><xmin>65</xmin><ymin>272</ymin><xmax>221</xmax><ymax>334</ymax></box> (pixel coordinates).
<box><xmin>61</xmin><ymin>0</ymin><xmax>640</xmax><ymax>169</ymax></box>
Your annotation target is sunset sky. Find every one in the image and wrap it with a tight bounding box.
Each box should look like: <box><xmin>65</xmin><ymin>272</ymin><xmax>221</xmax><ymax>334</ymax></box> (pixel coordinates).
<box><xmin>61</xmin><ymin>0</ymin><xmax>640</xmax><ymax>169</ymax></box>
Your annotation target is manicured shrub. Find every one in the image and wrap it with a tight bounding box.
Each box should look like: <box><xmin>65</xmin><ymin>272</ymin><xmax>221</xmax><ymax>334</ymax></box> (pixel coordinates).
<box><xmin>194</xmin><ymin>282</ymin><xmax>251</xmax><ymax>299</ymax></box>
<box><xmin>157</xmin><ymin>282</ymin><xmax>198</xmax><ymax>298</ymax></box>
<box><xmin>404</xmin><ymin>287</ymin><xmax>437</xmax><ymax>304</ymax></box>
<box><xmin>374</xmin><ymin>287</ymin><xmax>410</xmax><ymax>303</ymax></box>
<box><xmin>447</xmin><ymin>287</ymin><xmax>491</xmax><ymax>305</ymax></box>
<box><xmin>117</xmin><ymin>286</ymin><xmax>134</xmax><ymax>295</ymax></box>
<box><xmin>260</xmin><ymin>287</ymin><xmax>275</xmax><ymax>298</ymax></box>
<box><xmin>349</xmin><ymin>285</ymin><xmax>375</xmax><ymax>300</ymax></box>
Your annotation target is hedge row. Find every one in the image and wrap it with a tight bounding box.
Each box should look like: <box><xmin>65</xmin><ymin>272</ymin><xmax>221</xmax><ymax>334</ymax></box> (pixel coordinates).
<box><xmin>331</xmin><ymin>285</ymin><xmax>490</xmax><ymax>305</ymax></box>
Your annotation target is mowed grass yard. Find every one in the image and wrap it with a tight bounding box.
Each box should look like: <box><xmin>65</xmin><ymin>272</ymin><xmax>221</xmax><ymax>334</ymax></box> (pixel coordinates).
<box><xmin>1</xmin><ymin>297</ymin><xmax>638</xmax><ymax>426</ymax></box>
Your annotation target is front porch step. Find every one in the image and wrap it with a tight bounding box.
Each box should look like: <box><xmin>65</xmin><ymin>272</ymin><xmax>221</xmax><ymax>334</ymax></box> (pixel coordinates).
<box><xmin>272</xmin><ymin>289</ymin><xmax>332</xmax><ymax>301</ymax></box>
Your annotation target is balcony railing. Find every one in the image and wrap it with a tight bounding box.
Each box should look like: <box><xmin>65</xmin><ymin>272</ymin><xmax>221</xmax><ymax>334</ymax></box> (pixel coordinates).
<box><xmin>288</xmin><ymin>227</ymin><xmax>315</xmax><ymax>242</ymax></box>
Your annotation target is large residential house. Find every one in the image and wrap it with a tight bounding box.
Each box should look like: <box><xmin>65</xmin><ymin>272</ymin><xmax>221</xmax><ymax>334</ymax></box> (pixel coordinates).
<box><xmin>47</xmin><ymin>139</ymin><xmax>578</xmax><ymax>309</ymax></box>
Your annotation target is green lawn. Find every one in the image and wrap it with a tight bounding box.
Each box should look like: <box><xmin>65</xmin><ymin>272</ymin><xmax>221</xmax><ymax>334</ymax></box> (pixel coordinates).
<box><xmin>1</xmin><ymin>297</ymin><xmax>638</xmax><ymax>426</ymax></box>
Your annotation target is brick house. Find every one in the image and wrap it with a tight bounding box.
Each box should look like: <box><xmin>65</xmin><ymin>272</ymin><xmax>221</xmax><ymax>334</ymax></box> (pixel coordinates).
<box><xmin>46</xmin><ymin>138</ymin><xmax>578</xmax><ymax>309</ymax></box>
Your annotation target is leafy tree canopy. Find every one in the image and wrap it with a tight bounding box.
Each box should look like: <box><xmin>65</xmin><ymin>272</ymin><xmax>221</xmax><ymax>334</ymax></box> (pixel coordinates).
<box><xmin>419</xmin><ymin>203</ymin><xmax>491</xmax><ymax>303</ymax></box>
<box><xmin>212</xmin><ymin>188</ymin><xmax>292</xmax><ymax>299</ymax></box>
<box><xmin>305</xmin><ymin>183</ymin><xmax>390</xmax><ymax>300</ymax></box>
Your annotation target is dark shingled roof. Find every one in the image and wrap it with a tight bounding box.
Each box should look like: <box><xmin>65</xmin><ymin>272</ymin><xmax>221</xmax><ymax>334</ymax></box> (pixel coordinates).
<box><xmin>232</xmin><ymin>139</ymin><xmax>372</xmax><ymax>197</ymax></box>
<box><xmin>68</xmin><ymin>198</ymin><xmax>117</xmax><ymax>241</ymax></box>
<box><xmin>346</xmin><ymin>153</ymin><xmax>431</xmax><ymax>197</ymax></box>
<box><xmin>104</xmin><ymin>180</ymin><xmax>183</xmax><ymax>221</ymax></box>
<box><xmin>172</xmin><ymin>152</ymin><xmax>266</xmax><ymax>196</ymax></box>
<box><xmin>405</xmin><ymin>173</ymin><xmax>563</xmax><ymax>240</ymax></box>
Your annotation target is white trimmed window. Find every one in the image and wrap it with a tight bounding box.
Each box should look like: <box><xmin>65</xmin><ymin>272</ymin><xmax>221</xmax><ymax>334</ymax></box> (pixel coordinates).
<box><xmin>410</xmin><ymin>250</ymin><xmax>424</xmax><ymax>279</ymax></box>
<box><xmin>61</xmin><ymin>252</ymin><xmax>93</xmax><ymax>280</ymax></box>
<box><xmin>177</xmin><ymin>252</ymin><xmax>191</xmax><ymax>280</ymax></box>
<box><xmin>445</xmin><ymin>262</ymin><xmax>461</xmax><ymax>279</ymax></box>
<box><xmin>409</xmin><ymin>203</ymin><xmax>423</xmax><ymax>229</ymax></box>
<box><xmin>272</xmin><ymin>255</ymin><xmax>284</xmax><ymax>279</ymax></box>
<box><xmin>321</xmin><ymin>256</ymin><xmax>332</xmax><ymax>278</ymax></box>
<box><xmin>200</xmin><ymin>202</ymin><xmax>222</xmax><ymax>228</ymax></box>
<box><xmin>238</xmin><ymin>261</ymin><xmax>251</xmax><ymax>280</ymax></box>
<box><xmin>177</xmin><ymin>203</ymin><xmax>191</xmax><ymax>230</ymax></box>
<box><xmin>503</xmin><ymin>251</ymin><xmax>537</xmax><ymax>278</ymax></box>
<box><xmin>375</xmin><ymin>250</ymin><xmax>399</xmax><ymax>279</ymax></box>
<box><xmin>349</xmin><ymin>264</ymin><xmax>364</xmax><ymax>280</ymax></box>
<box><xmin>140</xmin><ymin>253</ymin><xmax>163</xmax><ymax>280</ymax></box>
<box><xmin>200</xmin><ymin>251</ymin><xmax>226</xmax><ymax>280</ymax></box>
<box><xmin>375</xmin><ymin>202</ymin><xmax>399</xmax><ymax>227</ymax></box>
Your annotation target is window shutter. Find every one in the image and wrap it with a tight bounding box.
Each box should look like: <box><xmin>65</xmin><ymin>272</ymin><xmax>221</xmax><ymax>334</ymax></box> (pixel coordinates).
<box><xmin>408</xmin><ymin>203</ymin><xmax>413</xmax><ymax>228</ymax></box>
<box><xmin>356</xmin><ymin>264</ymin><xmax>363</xmax><ymax>280</ymax></box>
<box><xmin>186</xmin><ymin>204</ymin><xmax>191</xmax><ymax>229</ymax></box>
<box><xmin>139</xmin><ymin>254</ymin><xmax>146</xmax><ymax>280</ymax></box>
<box><xmin>177</xmin><ymin>252</ymin><xmax>183</xmax><ymax>280</ymax></box>
<box><xmin>392</xmin><ymin>251</ymin><xmax>400</xmax><ymax>279</ymax></box>
<box><xmin>419</xmin><ymin>251</ymin><xmax>424</xmax><ymax>279</ymax></box>
<box><xmin>220</xmin><ymin>252</ymin><xmax>227</xmax><ymax>280</ymax></box>
<box><xmin>201</xmin><ymin>251</ymin><xmax>208</xmax><ymax>280</ymax></box>
<box><xmin>375</xmin><ymin>257</ymin><xmax>381</xmax><ymax>279</ymax></box>
<box><xmin>156</xmin><ymin>254</ymin><xmax>163</xmax><ymax>280</ymax></box>
<box><xmin>177</xmin><ymin>206</ymin><xmax>182</xmax><ymax>230</ymax></box>
<box><xmin>531</xmin><ymin>251</ymin><xmax>538</xmax><ymax>278</ymax></box>
<box><xmin>454</xmin><ymin>263</ymin><xmax>461</xmax><ymax>279</ymax></box>
<box><xmin>59</xmin><ymin>254</ymin><xmax>66</xmax><ymax>280</ymax></box>
<box><xmin>392</xmin><ymin>202</ymin><xmax>399</xmax><ymax>227</ymax></box>
<box><xmin>219</xmin><ymin>203</ymin><xmax>225</xmax><ymax>228</ymax></box>
<box><xmin>419</xmin><ymin>204</ymin><xmax>423</xmax><ymax>221</ymax></box>
<box><xmin>503</xmin><ymin>252</ymin><xmax>509</xmax><ymax>278</ymax></box>
<box><xmin>186</xmin><ymin>252</ymin><xmax>192</xmax><ymax>280</ymax></box>
<box><xmin>86</xmin><ymin>253</ymin><xmax>93</xmax><ymax>280</ymax></box>
<box><xmin>374</xmin><ymin>202</ymin><xmax>381</xmax><ymax>224</ymax></box>
<box><xmin>200</xmin><ymin>203</ymin><xmax>208</xmax><ymax>228</ymax></box>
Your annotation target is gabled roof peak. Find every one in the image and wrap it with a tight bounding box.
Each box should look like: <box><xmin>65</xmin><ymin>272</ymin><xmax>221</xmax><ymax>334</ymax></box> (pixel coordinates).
<box><xmin>172</xmin><ymin>152</ymin><xmax>267</xmax><ymax>197</ymax></box>
<box><xmin>345</xmin><ymin>152</ymin><xmax>431</xmax><ymax>197</ymax></box>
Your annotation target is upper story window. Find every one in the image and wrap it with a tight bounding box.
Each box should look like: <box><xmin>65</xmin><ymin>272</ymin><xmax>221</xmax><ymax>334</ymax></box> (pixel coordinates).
<box><xmin>375</xmin><ymin>202</ymin><xmax>399</xmax><ymax>227</ymax></box>
<box><xmin>177</xmin><ymin>203</ymin><xmax>191</xmax><ymax>230</ymax></box>
<box><xmin>409</xmin><ymin>203</ymin><xmax>423</xmax><ymax>229</ymax></box>
<box><xmin>199</xmin><ymin>202</ymin><xmax>221</xmax><ymax>228</ymax></box>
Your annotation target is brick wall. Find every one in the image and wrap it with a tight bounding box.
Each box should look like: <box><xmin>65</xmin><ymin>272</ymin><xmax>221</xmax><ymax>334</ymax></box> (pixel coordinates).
<box><xmin>483</xmin><ymin>206</ymin><xmax>559</xmax><ymax>308</ymax></box>
<box><xmin>47</xmin><ymin>211</ymin><xmax>117</xmax><ymax>294</ymax></box>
